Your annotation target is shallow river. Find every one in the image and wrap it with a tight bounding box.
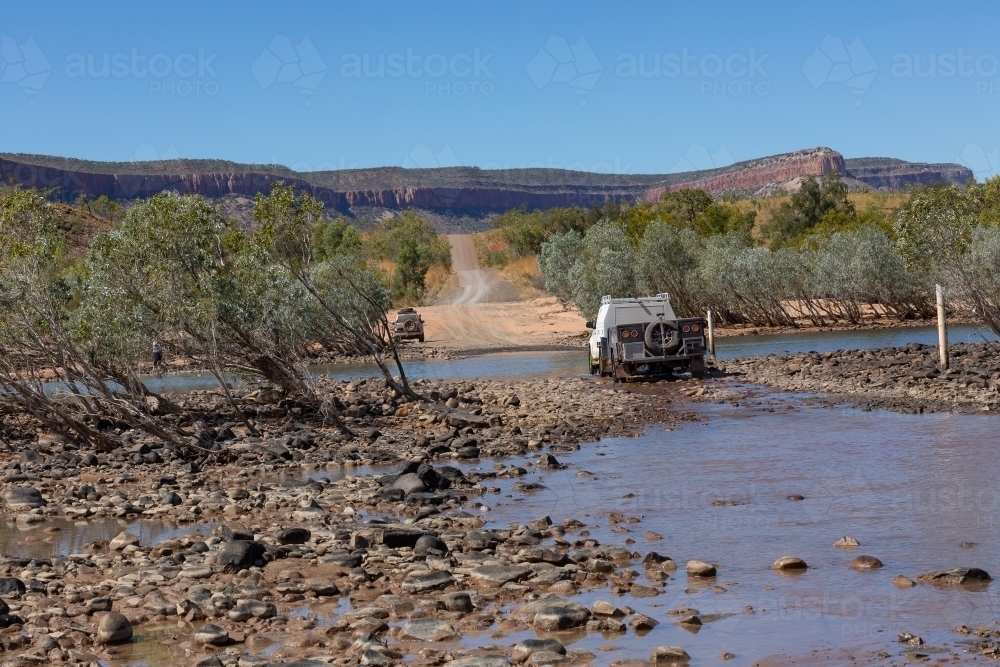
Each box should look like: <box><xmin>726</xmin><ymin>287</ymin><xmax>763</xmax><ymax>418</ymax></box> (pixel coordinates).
<box><xmin>140</xmin><ymin>323</ymin><xmax>998</xmax><ymax>393</ymax></box>
<box><xmin>446</xmin><ymin>390</ymin><xmax>1000</xmax><ymax>662</ymax></box>
<box><xmin>12</xmin><ymin>325</ymin><xmax>1000</xmax><ymax>663</ymax></box>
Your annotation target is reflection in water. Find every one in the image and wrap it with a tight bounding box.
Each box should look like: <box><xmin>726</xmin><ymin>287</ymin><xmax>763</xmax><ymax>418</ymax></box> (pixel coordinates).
<box><xmin>456</xmin><ymin>394</ymin><xmax>1000</xmax><ymax>663</ymax></box>
<box><xmin>0</xmin><ymin>517</ymin><xmax>216</xmax><ymax>559</ymax></box>
<box><xmin>140</xmin><ymin>324</ymin><xmax>999</xmax><ymax>392</ymax></box>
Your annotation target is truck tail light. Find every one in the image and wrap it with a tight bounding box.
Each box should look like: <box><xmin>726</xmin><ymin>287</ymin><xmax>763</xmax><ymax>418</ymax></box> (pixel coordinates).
<box><xmin>682</xmin><ymin>325</ymin><xmax>691</xmax><ymax>333</ymax></box>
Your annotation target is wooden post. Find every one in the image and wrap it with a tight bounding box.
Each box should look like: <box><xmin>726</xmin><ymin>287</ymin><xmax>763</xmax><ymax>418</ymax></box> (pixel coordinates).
<box><xmin>707</xmin><ymin>310</ymin><xmax>716</xmax><ymax>357</ymax></box>
<box><xmin>936</xmin><ymin>284</ymin><xmax>948</xmax><ymax>370</ymax></box>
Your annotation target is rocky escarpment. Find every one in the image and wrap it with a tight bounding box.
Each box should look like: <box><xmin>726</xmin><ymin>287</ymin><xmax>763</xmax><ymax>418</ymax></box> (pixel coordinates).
<box><xmin>842</xmin><ymin>157</ymin><xmax>974</xmax><ymax>190</ymax></box>
<box><xmin>1</xmin><ymin>149</ymin><xmax>973</xmax><ymax>223</ymax></box>
<box><xmin>644</xmin><ymin>148</ymin><xmax>846</xmax><ymax>201</ymax></box>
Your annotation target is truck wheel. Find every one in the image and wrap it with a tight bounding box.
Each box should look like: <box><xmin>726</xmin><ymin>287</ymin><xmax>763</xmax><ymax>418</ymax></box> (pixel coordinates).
<box><xmin>418</xmin><ymin>334</ymin><xmax>425</xmax><ymax>343</ymax></box>
<box><xmin>404</xmin><ymin>320</ymin><xmax>417</xmax><ymax>332</ymax></box>
<box><xmin>689</xmin><ymin>356</ymin><xmax>706</xmax><ymax>379</ymax></box>
<box><xmin>588</xmin><ymin>352</ymin><xmax>598</xmax><ymax>375</ymax></box>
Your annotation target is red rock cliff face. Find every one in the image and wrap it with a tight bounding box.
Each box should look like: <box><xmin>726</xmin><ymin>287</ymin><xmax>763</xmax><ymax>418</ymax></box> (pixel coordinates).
<box><xmin>644</xmin><ymin>148</ymin><xmax>846</xmax><ymax>202</ymax></box>
<box><xmin>0</xmin><ymin>158</ymin><xmax>638</xmax><ymax>213</ymax></box>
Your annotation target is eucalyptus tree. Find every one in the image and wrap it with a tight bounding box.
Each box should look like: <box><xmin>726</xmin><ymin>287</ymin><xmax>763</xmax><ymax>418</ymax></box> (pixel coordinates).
<box><xmin>0</xmin><ymin>187</ymin><xmax>193</xmax><ymax>450</ymax></box>
<box><xmin>251</xmin><ymin>184</ymin><xmax>419</xmax><ymax>400</ymax></box>
<box><xmin>80</xmin><ymin>191</ymin><xmax>338</xmax><ymax>434</ymax></box>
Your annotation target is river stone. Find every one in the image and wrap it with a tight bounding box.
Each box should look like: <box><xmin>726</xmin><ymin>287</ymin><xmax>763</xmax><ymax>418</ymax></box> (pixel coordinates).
<box><xmin>194</xmin><ymin>623</ymin><xmax>230</xmax><ymax>645</ymax></box>
<box><xmin>686</xmin><ymin>560</ymin><xmax>716</xmax><ymax>577</ymax></box>
<box><xmin>400</xmin><ymin>618</ymin><xmax>458</xmax><ymax>641</ymax></box>
<box><xmin>97</xmin><ymin>612</ymin><xmax>133</xmax><ymax>644</ymax></box>
<box><xmin>227</xmin><ymin>603</ymin><xmax>253</xmax><ymax>622</ymax></box>
<box><xmin>401</xmin><ymin>570</ymin><xmax>454</xmax><ymax>594</ymax></box>
<box><xmin>217</xmin><ymin>540</ymin><xmax>265</xmax><ymax>571</ymax></box>
<box><xmin>849</xmin><ymin>555</ymin><xmax>883</xmax><ymax>570</ymax></box>
<box><xmin>4</xmin><ymin>487</ymin><xmax>45</xmax><ymax>509</ymax></box>
<box><xmin>512</xmin><ymin>599</ymin><xmax>589</xmax><ymax>628</ymax></box>
<box><xmin>591</xmin><ymin>600</ymin><xmax>624</xmax><ymax>617</ymax></box>
<box><xmin>414</xmin><ymin>534</ymin><xmax>448</xmax><ymax>557</ymax></box>
<box><xmin>532</xmin><ymin>602</ymin><xmax>591</xmax><ymax>631</ymax></box>
<box><xmin>359</xmin><ymin>650</ymin><xmax>391</xmax><ymax>667</ymax></box>
<box><xmin>0</xmin><ymin>577</ymin><xmax>26</xmax><ymax>596</ymax></box>
<box><xmin>916</xmin><ymin>567</ymin><xmax>992</xmax><ymax>586</ymax></box>
<box><xmin>304</xmin><ymin>577</ymin><xmax>339</xmax><ymax>596</ymax></box>
<box><xmin>446</xmin><ymin>657</ymin><xmax>510</xmax><ymax>667</ymax></box>
<box><xmin>675</xmin><ymin>614</ymin><xmax>702</xmax><ymax>626</ymax></box>
<box><xmin>893</xmin><ymin>575</ymin><xmax>917</xmax><ymax>588</ymax></box>
<box><xmin>443</xmin><ymin>592</ymin><xmax>474</xmax><ymax>612</ymax></box>
<box><xmin>275</xmin><ymin>527</ymin><xmax>311</xmax><ymax>544</ymax></box>
<box><xmin>471</xmin><ymin>565</ymin><xmax>532</xmax><ymax>585</ymax></box>
<box><xmin>772</xmin><ymin>556</ymin><xmax>808</xmax><ymax>572</ymax></box>
<box><xmin>456</xmin><ymin>445</ymin><xmax>481</xmax><ymax>459</ymax></box>
<box><xmin>526</xmin><ymin>652</ymin><xmax>565</xmax><ymax>666</ymax></box>
<box><xmin>464</xmin><ymin>530</ymin><xmax>502</xmax><ymax>550</ymax></box>
<box><xmin>630</xmin><ymin>613</ymin><xmax>660</xmax><ymax>631</ymax></box>
<box><xmin>246</xmin><ymin>600</ymin><xmax>277</xmax><ymax>618</ymax></box>
<box><xmin>513</xmin><ymin>639</ymin><xmax>566</xmax><ymax>664</ymax></box>
<box><xmin>87</xmin><ymin>597</ymin><xmax>113</xmax><ymax>612</ymax></box>
<box><xmin>651</xmin><ymin>646</ymin><xmax>691</xmax><ymax>664</ymax></box>
<box><xmin>393</xmin><ymin>473</ymin><xmax>427</xmax><ymax>496</ymax></box>
<box><xmin>834</xmin><ymin>535</ymin><xmax>860</xmax><ymax>548</ymax></box>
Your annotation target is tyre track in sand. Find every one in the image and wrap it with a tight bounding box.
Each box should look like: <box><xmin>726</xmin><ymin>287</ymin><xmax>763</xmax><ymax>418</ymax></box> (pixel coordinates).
<box><xmin>418</xmin><ymin>235</ymin><xmax>587</xmax><ymax>351</ymax></box>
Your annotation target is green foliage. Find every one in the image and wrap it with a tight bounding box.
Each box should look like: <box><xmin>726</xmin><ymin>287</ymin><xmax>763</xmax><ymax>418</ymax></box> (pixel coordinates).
<box><xmin>311</xmin><ymin>216</ymin><xmax>362</xmax><ymax>261</ymax></box>
<box><xmin>659</xmin><ymin>189</ymin><xmax>714</xmax><ymax>226</ymax></box>
<box><xmin>85</xmin><ymin>190</ymin><xmax>311</xmax><ymax>392</ymax></box>
<box><xmin>537</xmin><ymin>230</ymin><xmax>583</xmax><ymax>305</ymax></box>
<box><xmin>765</xmin><ymin>171</ymin><xmax>856</xmax><ymax>246</ymax></box>
<box><xmin>693</xmin><ymin>203</ymin><xmax>756</xmax><ymax>236</ymax></box>
<box><xmin>369</xmin><ymin>211</ymin><xmax>451</xmax><ymax>302</ymax></box>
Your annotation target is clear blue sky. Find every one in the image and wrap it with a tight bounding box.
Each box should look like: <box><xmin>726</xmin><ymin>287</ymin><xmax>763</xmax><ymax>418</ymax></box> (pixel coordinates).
<box><xmin>2</xmin><ymin>1</ymin><xmax>1000</xmax><ymax>178</ymax></box>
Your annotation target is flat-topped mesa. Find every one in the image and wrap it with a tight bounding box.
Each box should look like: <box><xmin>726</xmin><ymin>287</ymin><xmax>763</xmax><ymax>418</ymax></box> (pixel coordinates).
<box><xmin>645</xmin><ymin>147</ymin><xmax>845</xmax><ymax>201</ymax></box>
<box><xmin>0</xmin><ymin>149</ymin><xmax>973</xmax><ymax>222</ymax></box>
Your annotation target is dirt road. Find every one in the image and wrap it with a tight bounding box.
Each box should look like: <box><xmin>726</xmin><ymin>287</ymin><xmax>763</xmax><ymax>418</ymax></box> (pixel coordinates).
<box><xmin>418</xmin><ymin>235</ymin><xmax>588</xmax><ymax>352</ymax></box>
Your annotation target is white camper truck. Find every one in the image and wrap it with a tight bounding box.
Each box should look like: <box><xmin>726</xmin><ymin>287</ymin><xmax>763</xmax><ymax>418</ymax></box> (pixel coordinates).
<box><xmin>587</xmin><ymin>294</ymin><xmax>706</xmax><ymax>380</ymax></box>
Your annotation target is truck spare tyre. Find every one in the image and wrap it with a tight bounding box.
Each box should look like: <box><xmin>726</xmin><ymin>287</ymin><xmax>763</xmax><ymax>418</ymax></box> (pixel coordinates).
<box><xmin>404</xmin><ymin>320</ymin><xmax>417</xmax><ymax>332</ymax></box>
<box><xmin>645</xmin><ymin>318</ymin><xmax>680</xmax><ymax>355</ymax></box>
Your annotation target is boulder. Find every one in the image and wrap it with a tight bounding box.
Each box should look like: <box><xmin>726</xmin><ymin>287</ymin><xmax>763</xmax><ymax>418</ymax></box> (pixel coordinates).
<box><xmin>471</xmin><ymin>565</ymin><xmax>532</xmax><ymax>585</ymax></box>
<box><xmin>834</xmin><ymin>536</ymin><xmax>860</xmax><ymax>548</ymax></box>
<box><xmin>401</xmin><ymin>570</ymin><xmax>454</xmax><ymax>594</ymax></box>
<box><xmin>109</xmin><ymin>531</ymin><xmax>140</xmax><ymax>551</ymax></box>
<box><xmin>400</xmin><ymin>618</ymin><xmax>458</xmax><ymax>641</ymax></box>
<box><xmin>97</xmin><ymin>612</ymin><xmax>133</xmax><ymax>644</ymax></box>
<box><xmin>217</xmin><ymin>540</ymin><xmax>265</xmax><ymax>572</ymax></box>
<box><xmin>686</xmin><ymin>560</ymin><xmax>716</xmax><ymax>577</ymax></box>
<box><xmin>916</xmin><ymin>568</ymin><xmax>992</xmax><ymax>586</ymax></box>
<box><xmin>443</xmin><ymin>592</ymin><xmax>474</xmax><ymax>612</ymax></box>
<box><xmin>4</xmin><ymin>487</ymin><xmax>45</xmax><ymax>509</ymax></box>
<box><xmin>393</xmin><ymin>473</ymin><xmax>427</xmax><ymax>496</ymax></box>
<box><xmin>0</xmin><ymin>578</ymin><xmax>26</xmax><ymax>596</ymax></box>
<box><xmin>848</xmin><ymin>555</ymin><xmax>883</xmax><ymax>570</ymax></box>
<box><xmin>892</xmin><ymin>575</ymin><xmax>917</xmax><ymax>588</ymax></box>
<box><xmin>414</xmin><ymin>534</ymin><xmax>448</xmax><ymax>557</ymax></box>
<box><xmin>194</xmin><ymin>623</ymin><xmax>230</xmax><ymax>646</ymax></box>
<box><xmin>513</xmin><ymin>639</ymin><xmax>566</xmax><ymax>664</ymax></box>
<box><xmin>304</xmin><ymin>577</ymin><xmax>339</xmax><ymax>596</ymax></box>
<box><xmin>274</xmin><ymin>527</ymin><xmax>311</xmax><ymax>545</ymax></box>
<box><xmin>525</xmin><ymin>602</ymin><xmax>590</xmax><ymax>631</ymax></box>
<box><xmin>651</xmin><ymin>646</ymin><xmax>691</xmax><ymax>664</ymax></box>
<box><xmin>772</xmin><ymin>556</ymin><xmax>808</xmax><ymax>572</ymax></box>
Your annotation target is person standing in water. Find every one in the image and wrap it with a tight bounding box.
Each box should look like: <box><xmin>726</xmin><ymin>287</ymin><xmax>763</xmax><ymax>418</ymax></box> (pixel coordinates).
<box><xmin>152</xmin><ymin>340</ymin><xmax>163</xmax><ymax>370</ymax></box>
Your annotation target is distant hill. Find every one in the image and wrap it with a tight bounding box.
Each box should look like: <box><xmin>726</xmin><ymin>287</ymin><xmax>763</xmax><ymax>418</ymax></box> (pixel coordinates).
<box><xmin>0</xmin><ymin>148</ymin><xmax>973</xmax><ymax>232</ymax></box>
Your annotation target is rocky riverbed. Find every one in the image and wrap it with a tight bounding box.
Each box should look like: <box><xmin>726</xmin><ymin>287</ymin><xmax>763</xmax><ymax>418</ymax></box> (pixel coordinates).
<box><xmin>718</xmin><ymin>340</ymin><xmax>1000</xmax><ymax>414</ymax></box>
<box><xmin>0</xmin><ymin>356</ymin><xmax>998</xmax><ymax>666</ymax></box>
<box><xmin>0</xmin><ymin>375</ymin><xmax>702</xmax><ymax>667</ymax></box>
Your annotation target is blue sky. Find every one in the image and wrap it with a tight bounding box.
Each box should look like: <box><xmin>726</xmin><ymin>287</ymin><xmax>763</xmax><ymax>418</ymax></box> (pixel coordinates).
<box><xmin>2</xmin><ymin>1</ymin><xmax>1000</xmax><ymax>178</ymax></box>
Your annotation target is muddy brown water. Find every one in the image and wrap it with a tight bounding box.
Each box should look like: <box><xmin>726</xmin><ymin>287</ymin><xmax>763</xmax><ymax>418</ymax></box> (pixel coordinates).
<box><xmin>445</xmin><ymin>390</ymin><xmax>1000</xmax><ymax>663</ymax></box>
<box><xmin>0</xmin><ymin>518</ymin><xmax>216</xmax><ymax>560</ymax></box>
<box><xmin>133</xmin><ymin>323</ymin><xmax>999</xmax><ymax>394</ymax></box>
